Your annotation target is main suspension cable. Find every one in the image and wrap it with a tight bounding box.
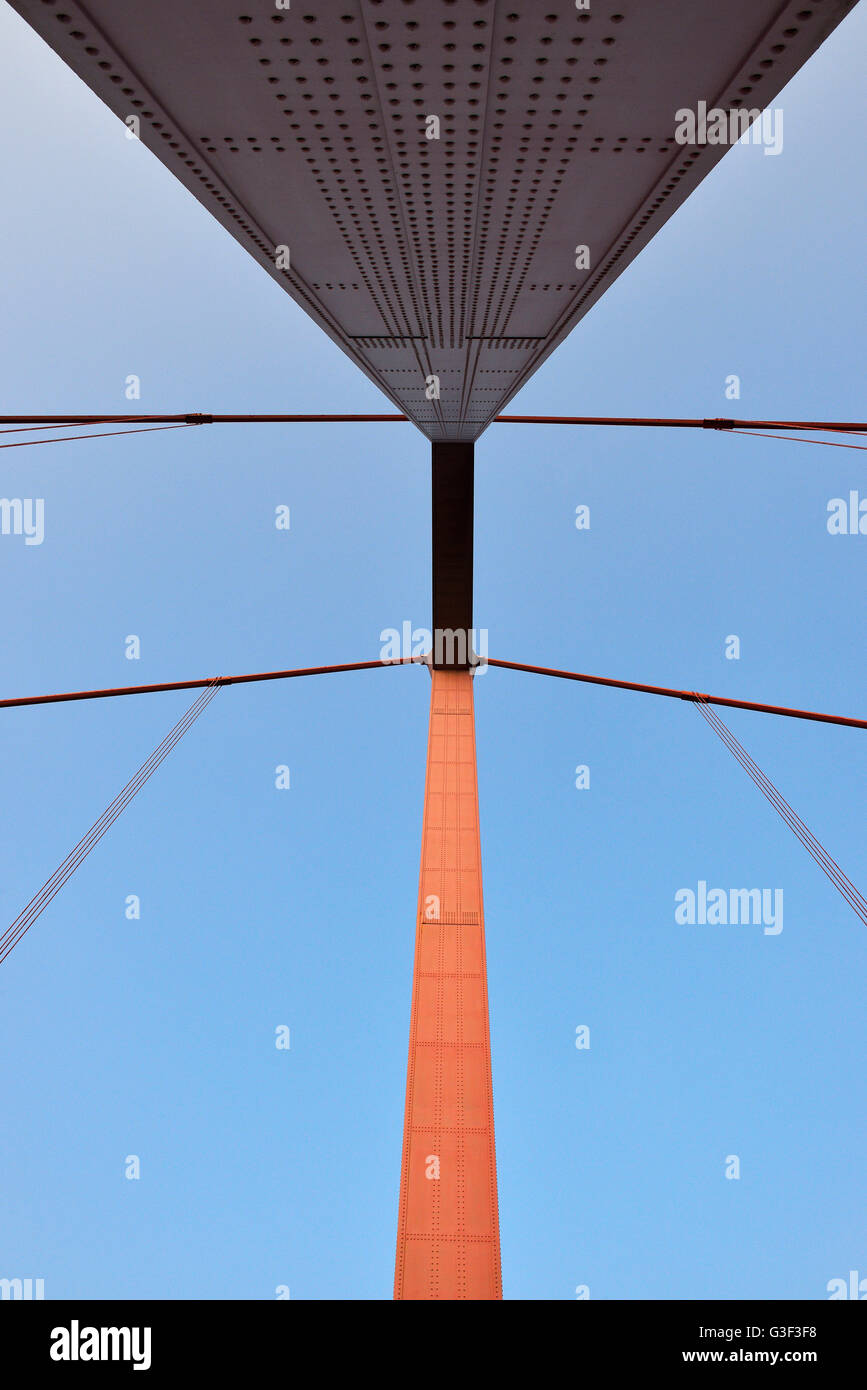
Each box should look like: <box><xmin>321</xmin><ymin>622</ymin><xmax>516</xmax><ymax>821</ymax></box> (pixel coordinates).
<box><xmin>487</xmin><ymin>659</ymin><xmax>867</xmax><ymax>732</ymax></box>
<box><xmin>0</xmin><ymin>412</ymin><xmax>863</xmax><ymax>433</ymax></box>
<box><xmin>1</xmin><ymin>657</ymin><xmax>863</xmax><ymax>730</ymax></box>
<box><xmin>0</xmin><ymin>413</ymin><xmax>862</xmax><ymax>455</ymax></box>
<box><xmin>0</xmin><ymin>657</ymin><xmax>418</xmax><ymax>711</ymax></box>
<box><xmin>495</xmin><ymin>416</ymin><xmax>867</xmax><ymax>435</ymax></box>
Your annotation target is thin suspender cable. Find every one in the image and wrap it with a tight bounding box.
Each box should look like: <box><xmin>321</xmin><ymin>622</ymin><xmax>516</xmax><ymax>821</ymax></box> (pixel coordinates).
<box><xmin>0</xmin><ymin>417</ymin><xmax>162</xmax><ymax>435</ymax></box>
<box><xmin>0</xmin><ymin>423</ymin><xmax>194</xmax><ymax>451</ymax></box>
<box><xmin>0</xmin><ymin>680</ymin><xmax>221</xmax><ymax>965</ymax></box>
<box><xmin>693</xmin><ymin>697</ymin><xmax>866</xmax><ymax>913</ymax></box>
<box><xmin>691</xmin><ymin>696</ymin><xmax>867</xmax><ymax>926</ymax></box>
<box><xmin>729</xmin><ymin>430</ymin><xmax>867</xmax><ymax>452</ymax></box>
<box><xmin>0</xmin><ymin>681</ymin><xmax>218</xmax><ymax>960</ymax></box>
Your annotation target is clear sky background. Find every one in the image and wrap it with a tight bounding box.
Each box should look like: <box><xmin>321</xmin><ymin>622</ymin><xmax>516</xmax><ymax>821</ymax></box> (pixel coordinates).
<box><xmin>0</xmin><ymin>2</ymin><xmax>864</xmax><ymax>1301</ymax></box>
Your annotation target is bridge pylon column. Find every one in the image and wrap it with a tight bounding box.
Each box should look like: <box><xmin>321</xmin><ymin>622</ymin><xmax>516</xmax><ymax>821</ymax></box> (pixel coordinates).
<box><xmin>393</xmin><ymin>666</ymin><xmax>502</xmax><ymax>1300</ymax></box>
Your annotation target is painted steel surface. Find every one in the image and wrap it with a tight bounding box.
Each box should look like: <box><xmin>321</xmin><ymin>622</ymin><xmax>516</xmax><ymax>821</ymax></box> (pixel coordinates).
<box><xmin>431</xmin><ymin>441</ymin><xmax>474</xmax><ymax>659</ymax></box>
<box><xmin>10</xmin><ymin>0</ymin><xmax>855</xmax><ymax>440</ymax></box>
<box><xmin>394</xmin><ymin>669</ymin><xmax>501</xmax><ymax>1299</ymax></box>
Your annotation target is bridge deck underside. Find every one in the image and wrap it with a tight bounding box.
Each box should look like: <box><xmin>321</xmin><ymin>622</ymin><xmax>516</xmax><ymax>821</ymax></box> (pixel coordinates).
<box><xmin>11</xmin><ymin>0</ymin><xmax>854</xmax><ymax>440</ymax></box>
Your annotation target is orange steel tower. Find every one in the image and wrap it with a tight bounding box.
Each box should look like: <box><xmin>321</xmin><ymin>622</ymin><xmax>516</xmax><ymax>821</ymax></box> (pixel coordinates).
<box><xmin>394</xmin><ymin>668</ymin><xmax>501</xmax><ymax>1300</ymax></box>
<box><xmin>394</xmin><ymin>440</ymin><xmax>501</xmax><ymax>1299</ymax></box>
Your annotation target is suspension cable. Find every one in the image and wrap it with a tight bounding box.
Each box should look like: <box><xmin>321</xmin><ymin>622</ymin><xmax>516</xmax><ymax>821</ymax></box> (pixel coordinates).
<box><xmin>0</xmin><ymin>417</ymin><xmax>161</xmax><ymax>435</ymax></box>
<box><xmin>692</xmin><ymin>697</ymin><xmax>867</xmax><ymax>926</ymax></box>
<box><xmin>0</xmin><ymin>681</ymin><xmax>221</xmax><ymax>965</ymax></box>
<box><xmin>729</xmin><ymin>429</ymin><xmax>867</xmax><ymax>452</ymax></box>
<box><xmin>0</xmin><ymin>658</ymin><xmax>417</xmax><ymax>964</ymax></box>
<box><xmin>495</xmin><ymin>416</ymin><xmax>867</xmax><ymax>434</ymax></box>
<box><xmin>0</xmin><ymin>412</ymin><xmax>863</xmax><ymax>433</ymax></box>
<box><xmin>0</xmin><ymin>423</ymin><xmax>194</xmax><ymax>451</ymax></box>
<box><xmin>0</xmin><ymin>413</ymin><xmax>862</xmax><ymax>455</ymax></box>
<box><xmin>486</xmin><ymin>659</ymin><xmax>867</xmax><ymax>732</ymax></box>
<box><xmin>3</xmin><ymin>653</ymin><xmax>862</xmax><ymax>958</ymax></box>
<box><xmin>1</xmin><ymin>656</ymin><xmax>863</xmax><ymax>731</ymax></box>
<box><xmin>0</xmin><ymin>657</ymin><xmax>418</xmax><ymax>711</ymax></box>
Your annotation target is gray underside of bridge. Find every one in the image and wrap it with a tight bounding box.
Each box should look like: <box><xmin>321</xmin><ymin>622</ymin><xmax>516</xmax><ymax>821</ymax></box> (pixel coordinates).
<box><xmin>10</xmin><ymin>0</ymin><xmax>855</xmax><ymax>441</ymax></box>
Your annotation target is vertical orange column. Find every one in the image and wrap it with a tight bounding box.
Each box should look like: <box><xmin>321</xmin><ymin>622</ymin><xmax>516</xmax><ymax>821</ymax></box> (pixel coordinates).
<box><xmin>394</xmin><ymin>668</ymin><xmax>502</xmax><ymax>1300</ymax></box>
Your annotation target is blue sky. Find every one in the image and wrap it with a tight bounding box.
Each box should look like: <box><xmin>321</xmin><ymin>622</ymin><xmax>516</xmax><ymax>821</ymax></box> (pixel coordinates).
<box><xmin>0</xmin><ymin>2</ymin><xmax>864</xmax><ymax>1300</ymax></box>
